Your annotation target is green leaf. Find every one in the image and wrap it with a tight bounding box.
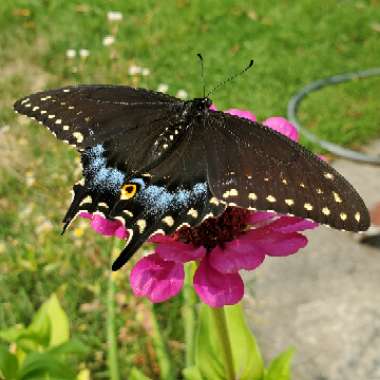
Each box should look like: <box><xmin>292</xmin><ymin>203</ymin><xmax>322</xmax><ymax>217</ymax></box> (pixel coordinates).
<box><xmin>41</xmin><ymin>293</ymin><xmax>70</xmax><ymax>347</ymax></box>
<box><xmin>0</xmin><ymin>324</ymin><xmax>46</xmax><ymax>353</ymax></box>
<box><xmin>182</xmin><ymin>366</ymin><xmax>204</xmax><ymax>380</ymax></box>
<box><xmin>0</xmin><ymin>326</ymin><xmax>26</xmax><ymax>344</ymax></box>
<box><xmin>193</xmin><ymin>303</ymin><xmax>264</xmax><ymax>380</ymax></box>
<box><xmin>129</xmin><ymin>367</ymin><xmax>153</xmax><ymax>380</ymax></box>
<box><xmin>264</xmin><ymin>348</ymin><xmax>295</xmax><ymax>380</ymax></box>
<box><xmin>0</xmin><ymin>345</ymin><xmax>18</xmax><ymax>380</ymax></box>
<box><xmin>48</xmin><ymin>339</ymin><xmax>88</xmax><ymax>356</ymax></box>
<box><xmin>18</xmin><ymin>352</ymin><xmax>76</xmax><ymax>380</ymax></box>
<box><xmin>27</xmin><ymin>304</ymin><xmax>51</xmax><ymax>348</ymax></box>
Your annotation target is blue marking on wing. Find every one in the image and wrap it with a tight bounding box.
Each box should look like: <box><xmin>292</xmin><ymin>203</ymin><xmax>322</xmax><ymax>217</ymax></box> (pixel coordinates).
<box><xmin>85</xmin><ymin>144</ymin><xmax>125</xmax><ymax>193</ymax></box>
<box><xmin>137</xmin><ymin>182</ymin><xmax>208</xmax><ymax>216</ymax></box>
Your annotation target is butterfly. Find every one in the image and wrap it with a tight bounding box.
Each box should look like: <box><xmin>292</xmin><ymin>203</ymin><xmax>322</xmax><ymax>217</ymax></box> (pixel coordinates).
<box><xmin>14</xmin><ymin>80</ymin><xmax>370</xmax><ymax>270</ymax></box>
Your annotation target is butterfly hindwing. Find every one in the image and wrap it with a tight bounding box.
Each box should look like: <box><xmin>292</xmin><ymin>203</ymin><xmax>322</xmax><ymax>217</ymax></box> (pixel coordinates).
<box><xmin>205</xmin><ymin>111</ymin><xmax>370</xmax><ymax>231</ymax></box>
<box><xmin>106</xmin><ymin>178</ymin><xmax>225</xmax><ymax>270</ymax></box>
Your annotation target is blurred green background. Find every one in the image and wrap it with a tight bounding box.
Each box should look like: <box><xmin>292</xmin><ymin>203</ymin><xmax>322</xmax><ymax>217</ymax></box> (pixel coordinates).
<box><xmin>1</xmin><ymin>0</ymin><xmax>380</xmax><ymax>378</ymax></box>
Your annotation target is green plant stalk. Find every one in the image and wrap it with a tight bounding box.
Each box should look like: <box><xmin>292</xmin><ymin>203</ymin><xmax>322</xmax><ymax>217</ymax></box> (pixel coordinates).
<box><xmin>183</xmin><ymin>262</ymin><xmax>197</xmax><ymax>367</ymax></box>
<box><xmin>145</xmin><ymin>301</ymin><xmax>175</xmax><ymax>380</ymax></box>
<box><xmin>210</xmin><ymin>307</ymin><xmax>236</xmax><ymax>380</ymax></box>
<box><xmin>107</xmin><ymin>239</ymin><xmax>120</xmax><ymax>380</ymax></box>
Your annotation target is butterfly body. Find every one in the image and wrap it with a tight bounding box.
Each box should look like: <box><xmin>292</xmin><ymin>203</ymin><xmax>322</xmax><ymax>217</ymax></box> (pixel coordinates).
<box><xmin>14</xmin><ymin>84</ymin><xmax>370</xmax><ymax>270</ymax></box>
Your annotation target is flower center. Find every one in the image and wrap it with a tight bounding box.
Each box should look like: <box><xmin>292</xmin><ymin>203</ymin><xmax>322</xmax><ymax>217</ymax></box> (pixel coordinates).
<box><xmin>174</xmin><ymin>207</ymin><xmax>250</xmax><ymax>250</ymax></box>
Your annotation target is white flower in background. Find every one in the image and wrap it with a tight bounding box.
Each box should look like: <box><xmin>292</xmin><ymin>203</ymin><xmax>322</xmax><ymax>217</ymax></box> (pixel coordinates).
<box><xmin>141</xmin><ymin>68</ymin><xmax>151</xmax><ymax>76</ymax></box>
<box><xmin>176</xmin><ymin>89</ymin><xmax>188</xmax><ymax>99</ymax></box>
<box><xmin>25</xmin><ymin>170</ymin><xmax>35</xmax><ymax>187</ymax></box>
<box><xmin>66</xmin><ymin>49</ymin><xmax>76</xmax><ymax>58</ymax></box>
<box><xmin>102</xmin><ymin>35</ymin><xmax>115</xmax><ymax>46</ymax></box>
<box><xmin>107</xmin><ymin>11</ymin><xmax>123</xmax><ymax>22</ymax></box>
<box><xmin>35</xmin><ymin>219</ymin><xmax>53</xmax><ymax>234</ymax></box>
<box><xmin>157</xmin><ymin>83</ymin><xmax>169</xmax><ymax>93</ymax></box>
<box><xmin>79</xmin><ymin>49</ymin><xmax>90</xmax><ymax>58</ymax></box>
<box><xmin>128</xmin><ymin>65</ymin><xmax>142</xmax><ymax>75</ymax></box>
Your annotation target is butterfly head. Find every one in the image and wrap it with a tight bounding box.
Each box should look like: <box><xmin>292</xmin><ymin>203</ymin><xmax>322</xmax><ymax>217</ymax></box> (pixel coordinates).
<box><xmin>188</xmin><ymin>97</ymin><xmax>213</xmax><ymax>117</ymax></box>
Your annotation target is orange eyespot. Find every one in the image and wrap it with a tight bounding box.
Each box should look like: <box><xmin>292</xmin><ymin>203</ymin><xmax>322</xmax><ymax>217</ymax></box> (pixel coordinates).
<box><xmin>120</xmin><ymin>183</ymin><xmax>137</xmax><ymax>200</ymax></box>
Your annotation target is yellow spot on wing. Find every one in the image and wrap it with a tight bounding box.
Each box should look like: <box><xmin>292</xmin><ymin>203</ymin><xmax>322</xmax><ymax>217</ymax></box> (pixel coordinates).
<box><xmin>80</xmin><ymin>195</ymin><xmax>92</xmax><ymax>205</ymax></box>
<box><xmin>340</xmin><ymin>212</ymin><xmax>347</xmax><ymax>221</ymax></box>
<box><xmin>324</xmin><ymin>172</ymin><xmax>334</xmax><ymax>180</ymax></box>
<box><xmin>304</xmin><ymin>203</ymin><xmax>313</xmax><ymax>211</ymax></box>
<box><xmin>73</xmin><ymin>132</ymin><xmax>84</xmax><ymax>143</ymax></box>
<box><xmin>285</xmin><ymin>199</ymin><xmax>294</xmax><ymax>206</ymax></box>
<box><xmin>248</xmin><ymin>193</ymin><xmax>257</xmax><ymax>201</ymax></box>
<box><xmin>332</xmin><ymin>191</ymin><xmax>342</xmax><ymax>203</ymax></box>
<box><xmin>162</xmin><ymin>215</ymin><xmax>174</xmax><ymax>227</ymax></box>
<box><xmin>266</xmin><ymin>195</ymin><xmax>276</xmax><ymax>203</ymax></box>
<box><xmin>355</xmin><ymin>212</ymin><xmax>361</xmax><ymax>222</ymax></box>
<box><xmin>209</xmin><ymin>197</ymin><xmax>219</xmax><ymax>205</ymax></box>
<box><xmin>322</xmin><ymin>207</ymin><xmax>330</xmax><ymax>216</ymax></box>
<box><xmin>136</xmin><ymin>219</ymin><xmax>147</xmax><ymax>233</ymax></box>
<box><xmin>187</xmin><ymin>208</ymin><xmax>198</xmax><ymax>218</ymax></box>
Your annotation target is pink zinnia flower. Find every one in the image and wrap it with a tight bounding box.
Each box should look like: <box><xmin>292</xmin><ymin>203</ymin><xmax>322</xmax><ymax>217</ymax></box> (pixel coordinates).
<box><xmin>130</xmin><ymin>110</ymin><xmax>317</xmax><ymax>307</ymax></box>
<box><xmin>78</xmin><ymin>108</ymin><xmax>316</xmax><ymax>307</ymax></box>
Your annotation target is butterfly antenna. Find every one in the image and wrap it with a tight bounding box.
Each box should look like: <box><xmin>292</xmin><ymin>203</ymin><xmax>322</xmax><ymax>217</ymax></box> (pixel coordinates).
<box><xmin>197</xmin><ymin>53</ymin><xmax>206</xmax><ymax>98</ymax></box>
<box><xmin>206</xmin><ymin>59</ymin><xmax>254</xmax><ymax>98</ymax></box>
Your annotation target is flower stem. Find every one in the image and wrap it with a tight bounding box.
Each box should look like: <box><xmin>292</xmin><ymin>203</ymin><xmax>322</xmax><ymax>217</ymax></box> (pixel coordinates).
<box><xmin>183</xmin><ymin>262</ymin><xmax>197</xmax><ymax>367</ymax></box>
<box><xmin>107</xmin><ymin>239</ymin><xmax>120</xmax><ymax>380</ymax></box>
<box><xmin>145</xmin><ymin>301</ymin><xmax>175</xmax><ymax>380</ymax></box>
<box><xmin>210</xmin><ymin>307</ymin><xmax>236</xmax><ymax>380</ymax></box>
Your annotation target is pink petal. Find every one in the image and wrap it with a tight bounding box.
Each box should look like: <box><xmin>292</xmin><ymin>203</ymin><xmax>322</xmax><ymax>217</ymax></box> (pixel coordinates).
<box><xmin>267</xmin><ymin>215</ymin><xmax>318</xmax><ymax>233</ymax></box>
<box><xmin>246</xmin><ymin>229</ymin><xmax>308</xmax><ymax>256</ymax></box>
<box><xmin>90</xmin><ymin>214</ymin><xmax>125</xmax><ymax>238</ymax></box>
<box><xmin>79</xmin><ymin>212</ymin><xmax>92</xmax><ymax>219</ymax></box>
<box><xmin>130</xmin><ymin>254</ymin><xmax>184</xmax><ymax>303</ymax></box>
<box><xmin>114</xmin><ymin>225</ymin><xmax>129</xmax><ymax>239</ymax></box>
<box><xmin>193</xmin><ymin>256</ymin><xmax>244</xmax><ymax>307</ymax></box>
<box><xmin>209</xmin><ymin>238</ymin><xmax>265</xmax><ymax>273</ymax></box>
<box><xmin>149</xmin><ymin>234</ymin><xmax>175</xmax><ymax>244</ymax></box>
<box><xmin>150</xmin><ymin>234</ymin><xmax>206</xmax><ymax>263</ymax></box>
<box><xmin>209</xmin><ymin>104</ymin><xmax>217</xmax><ymax>111</ymax></box>
<box><xmin>247</xmin><ymin>211</ymin><xmax>277</xmax><ymax>226</ymax></box>
<box><xmin>263</xmin><ymin>116</ymin><xmax>299</xmax><ymax>142</ymax></box>
<box><xmin>156</xmin><ymin>243</ymin><xmax>206</xmax><ymax>263</ymax></box>
<box><xmin>225</xmin><ymin>108</ymin><xmax>257</xmax><ymax>122</ymax></box>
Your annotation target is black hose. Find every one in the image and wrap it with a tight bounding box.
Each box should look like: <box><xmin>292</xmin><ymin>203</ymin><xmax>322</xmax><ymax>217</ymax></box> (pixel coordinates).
<box><xmin>287</xmin><ymin>68</ymin><xmax>380</xmax><ymax>165</ymax></box>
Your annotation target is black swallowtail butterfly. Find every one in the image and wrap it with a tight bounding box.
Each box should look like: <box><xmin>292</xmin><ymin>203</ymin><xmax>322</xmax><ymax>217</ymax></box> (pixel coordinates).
<box><xmin>14</xmin><ymin>81</ymin><xmax>370</xmax><ymax>270</ymax></box>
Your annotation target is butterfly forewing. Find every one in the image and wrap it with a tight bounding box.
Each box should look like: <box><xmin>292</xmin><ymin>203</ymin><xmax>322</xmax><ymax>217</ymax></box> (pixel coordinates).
<box><xmin>14</xmin><ymin>85</ymin><xmax>184</xmax><ymax>171</ymax></box>
<box><xmin>205</xmin><ymin>112</ymin><xmax>370</xmax><ymax>231</ymax></box>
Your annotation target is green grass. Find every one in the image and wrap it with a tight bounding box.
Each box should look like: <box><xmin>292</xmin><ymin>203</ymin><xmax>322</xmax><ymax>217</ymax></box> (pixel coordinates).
<box><xmin>1</xmin><ymin>0</ymin><xmax>380</xmax><ymax>378</ymax></box>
